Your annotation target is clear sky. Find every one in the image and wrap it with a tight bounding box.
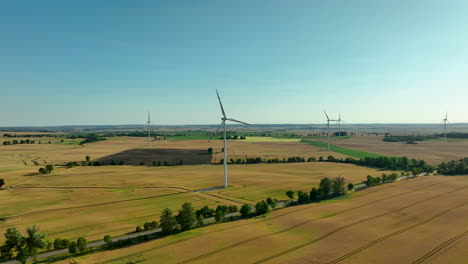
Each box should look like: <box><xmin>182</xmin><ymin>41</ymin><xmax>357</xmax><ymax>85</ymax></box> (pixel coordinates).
<box><xmin>1</xmin><ymin>0</ymin><xmax>467</xmax><ymax>126</ymax></box>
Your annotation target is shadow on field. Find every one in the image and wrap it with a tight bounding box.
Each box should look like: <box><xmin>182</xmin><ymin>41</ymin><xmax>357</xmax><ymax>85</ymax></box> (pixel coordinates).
<box><xmin>97</xmin><ymin>148</ymin><xmax>212</xmax><ymax>166</ymax></box>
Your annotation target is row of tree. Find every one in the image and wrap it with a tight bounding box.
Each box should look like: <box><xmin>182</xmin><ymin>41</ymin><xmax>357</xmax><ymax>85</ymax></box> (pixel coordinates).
<box><xmin>0</xmin><ymin>226</ymin><xmax>48</xmax><ymax>263</ymax></box>
<box><xmin>436</xmin><ymin>133</ymin><xmax>468</xmax><ymax>139</ymax></box>
<box><xmin>2</xmin><ymin>133</ymin><xmax>61</xmax><ymax>138</ymax></box>
<box><xmin>219</xmin><ymin>156</ymin><xmax>314</xmax><ymax>165</ymax></box>
<box><xmin>365</xmin><ymin>173</ymin><xmax>399</xmax><ymax>186</ymax></box>
<box><xmin>323</xmin><ymin>155</ymin><xmax>434</xmax><ymax>174</ymax></box>
<box><xmin>38</xmin><ymin>165</ymin><xmax>54</xmax><ymax>174</ymax></box>
<box><xmin>438</xmin><ymin>158</ymin><xmax>468</xmax><ymax>175</ymax></box>
<box><xmin>286</xmin><ymin>177</ymin><xmax>348</xmax><ymax>205</ymax></box>
<box><xmin>78</xmin><ymin>134</ymin><xmax>105</xmax><ymax>145</ymax></box>
<box><xmin>3</xmin><ymin>139</ymin><xmax>36</xmax><ymax>145</ymax></box>
<box><xmin>51</xmin><ymin>237</ymin><xmax>87</xmax><ymax>254</ymax></box>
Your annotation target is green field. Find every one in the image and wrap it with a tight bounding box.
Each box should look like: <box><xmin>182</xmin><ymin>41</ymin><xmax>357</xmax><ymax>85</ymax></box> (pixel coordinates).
<box><xmin>301</xmin><ymin>139</ymin><xmax>386</xmax><ymax>159</ymax></box>
<box><xmin>243</xmin><ymin>137</ymin><xmax>301</xmax><ymax>142</ymax></box>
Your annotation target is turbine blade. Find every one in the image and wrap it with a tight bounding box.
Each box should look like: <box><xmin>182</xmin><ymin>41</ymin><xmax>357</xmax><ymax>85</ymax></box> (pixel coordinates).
<box><xmin>216</xmin><ymin>90</ymin><xmax>227</xmax><ymax>118</ymax></box>
<box><xmin>323</xmin><ymin>109</ymin><xmax>330</xmax><ymax>121</ymax></box>
<box><xmin>226</xmin><ymin>118</ymin><xmax>250</xmax><ymax>125</ymax></box>
<box><xmin>216</xmin><ymin>121</ymin><xmax>225</xmax><ymax>133</ymax></box>
<box><xmin>148</xmin><ymin>112</ymin><xmax>150</xmax><ymax>123</ymax></box>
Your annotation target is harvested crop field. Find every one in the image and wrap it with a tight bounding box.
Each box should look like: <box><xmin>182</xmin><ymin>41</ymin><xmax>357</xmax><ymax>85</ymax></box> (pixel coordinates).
<box><xmin>313</xmin><ymin>136</ymin><xmax>468</xmax><ymax>165</ymax></box>
<box><xmin>0</xmin><ymin>137</ymin><xmax>348</xmax><ymax>168</ymax></box>
<box><xmin>0</xmin><ymin>162</ymin><xmax>392</xmax><ymax>243</ymax></box>
<box><xmin>60</xmin><ymin>175</ymin><xmax>468</xmax><ymax>264</ymax></box>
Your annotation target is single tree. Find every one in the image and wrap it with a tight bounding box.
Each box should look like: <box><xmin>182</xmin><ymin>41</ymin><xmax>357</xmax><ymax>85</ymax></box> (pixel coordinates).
<box><xmin>176</xmin><ymin>202</ymin><xmax>197</xmax><ymax>231</ymax></box>
<box><xmin>266</xmin><ymin>197</ymin><xmax>277</xmax><ymax>209</ymax></box>
<box><xmin>19</xmin><ymin>226</ymin><xmax>47</xmax><ymax>263</ymax></box>
<box><xmin>286</xmin><ymin>190</ymin><xmax>295</xmax><ymax>200</ymax></box>
<box><xmin>76</xmin><ymin>237</ymin><xmax>87</xmax><ymax>252</ymax></box>
<box><xmin>347</xmin><ymin>183</ymin><xmax>354</xmax><ymax>191</ymax></box>
<box><xmin>332</xmin><ymin>177</ymin><xmax>346</xmax><ymax>197</ymax></box>
<box><xmin>255</xmin><ymin>200</ymin><xmax>270</xmax><ymax>215</ymax></box>
<box><xmin>240</xmin><ymin>204</ymin><xmax>251</xmax><ymax>217</ymax></box>
<box><xmin>214</xmin><ymin>209</ymin><xmax>226</xmax><ymax>222</ymax></box>
<box><xmin>85</xmin><ymin>156</ymin><xmax>90</xmax><ymax>162</ymax></box>
<box><xmin>297</xmin><ymin>191</ymin><xmax>309</xmax><ymax>204</ymax></box>
<box><xmin>319</xmin><ymin>177</ymin><xmax>332</xmax><ymax>198</ymax></box>
<box><xmin>68</xmin><ymin>241</ymin><xmax>77</xmax><ymax>254</ymax></box>
<box><xmin>0</xmin><ymin>228</ymin><xmax>24</xmax><ymax>259</ymax></box>
<box><xmin>196</xmin><ymin>215</ymin><xmax>204</xmax><ymax>227</ymax></box>
<box><xmin>207</xmin><ymin>147</ymin><xmax>213</xmax><ymax>154</ymax></box>
<box><xmin>53</xmin><ymin>238</ymin><xmax>63</xmax><ymax>250</ymax></box>
<box><xmin>0</xmin><ymin>178</ymin><xmax>5</xmax><ymax>189</ymax></box>
<box><xmin>45</xmin><ymin>164</ymin><xmax>54</xmax><ymax>173</ymax></box>
<box><xmin>160</xmin><ymin>208</ymin><xmax>178</xmax><ymax>234</ymax></box>
<box><xmin>103</xmin><ymin>235</ymin><xmax>112</xmax><ymax>244</ymax></box>
<box><xmin>309</xmin><ymin>187</ymin><xmax>319</xmax><ymax>201</ymax></box>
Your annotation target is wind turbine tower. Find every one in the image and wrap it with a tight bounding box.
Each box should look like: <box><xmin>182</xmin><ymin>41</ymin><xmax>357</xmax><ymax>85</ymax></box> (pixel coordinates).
<box><xmin>147</xmin><ymin>112</ymin><xmax>151</xmax><ymax>151</ymax></box>
<box><xmin>337</xmin><ymin>112</ymin><xmax>344</xmax><ymax>137</ymax></box>
<box><xmin>323</xmin><ymin>109</ymin><xmax>337</xmax><ymax>151</ymax></box>
<box><xmin>216</xmin><ymin>90</ymin><xmax>250</xmax><ymax>188</ymax></box>
<box><xmin>443</xmin><ymin>113</ymin><xmax>449</xmax><ymax>141</ymax></box>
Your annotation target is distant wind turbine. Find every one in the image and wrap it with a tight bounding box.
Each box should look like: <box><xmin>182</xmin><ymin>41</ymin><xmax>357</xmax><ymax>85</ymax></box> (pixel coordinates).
<box><xmin>216</xmin><ymin>90</ymin><xmax>250</xmax><ymax>188</ymax></box>
<box><xmin>147</xmin><ymin>111</ymin><xmax>151</xmax><ymax>150</ymax></box>
<box><xmin>323</xmin><ymin>109</ymin><xmax>337</xmax><ymax>151</ymax></box>
<box><xmin>443</xmin><ymin>113</ymin><xmax>449</xmax><ymax>141</ymax></box>
<box><xmin>337</xmin><ymin>112</ymin><xmax>344</xmax><ymax>137</ymax></box>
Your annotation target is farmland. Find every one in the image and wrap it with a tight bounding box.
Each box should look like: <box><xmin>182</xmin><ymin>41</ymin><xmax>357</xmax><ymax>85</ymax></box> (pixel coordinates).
<box><xmin>0</xmin><ymin>162</ymin><xmax>391</xmax><ymax>243</ymax></box>
<box><xmin>56</xmin><ymin>175</ymin><xmax>468</xmax><ymax>264</ymax></box>
<box><xmin>1</xmin><ymin>132</ymin><xmax>467</xmax><ymax>264</ymax></box>
<box><xmin>312</xmin><ymin>135</ymin><xmax>468</xmax><ymax>165</ymax></box>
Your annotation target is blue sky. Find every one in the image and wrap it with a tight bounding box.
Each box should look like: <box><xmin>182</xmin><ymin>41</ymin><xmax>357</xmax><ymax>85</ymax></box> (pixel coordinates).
<box><xmin>1</xmin><ymin>0</ymin><xmax>467</xmax><ymax>126</ymax></box>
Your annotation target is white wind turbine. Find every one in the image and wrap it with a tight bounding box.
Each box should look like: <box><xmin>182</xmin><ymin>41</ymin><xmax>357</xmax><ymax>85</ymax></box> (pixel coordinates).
<box><xmin>323</xmin><ymin>109</ymin><xmax>337</xmax><ymax>151</ymax></box>
<box><xmin>337</xmin><ymin>112</ymin><xmax>344</xmax><ymax>137</ymax></box>
<box><xmin>146</xmin><ymin>112</ymin><xmax>151</xmax><ymax>150</ymax></box>
<box><xmin>442</xmin><ymin>113</ymin><xmax>449</xmax><ymax>141</ymax></box>
<box><xmin>216</xmin><ymin>90</ymin><xmax>250</xmax><ymax>188</ymax></box>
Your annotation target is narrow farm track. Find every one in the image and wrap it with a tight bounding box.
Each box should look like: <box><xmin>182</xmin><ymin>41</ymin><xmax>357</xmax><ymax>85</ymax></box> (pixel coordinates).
<box><xmin>412</xmin><ymin>230</ymin><xmax>468</xmax><ymax>264</ymax></box>
<box><xmin>176</xmin><ymin>181</ymin><xmax>444</xmax><ymax>264</ymax></box>
<box><xmin>95</xmin><ymin>179</ymin><xmax>441</xmax><ymax>264</ymax></box>
<box><xmin>327</xmin><ymin>202</ymin><xmax>468</xmax><ymax>264</ymax></box>
<box><xmin>250</xmin><ymin>186</ymin><xmax>467</xmax><ymax>264</ymax></box>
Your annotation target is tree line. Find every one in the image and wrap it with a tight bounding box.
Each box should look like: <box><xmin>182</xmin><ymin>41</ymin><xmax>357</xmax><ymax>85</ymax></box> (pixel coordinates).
<box><xmin>285</xmin><ymin>176</ymin><xmax>348</xmax><ymax>205</ymax></box>
<box><xmin>3</xmin><ymin>139</ymin><xmax>36</xmax><ymax>145</ymax></box>
<box><xmin>438</xmin><ymin>158</ymin><xmax>468</xmax><ymax>175</ymax></box>
<box><xmin>79</xmin><ymin>133</ymin><xmax>105</xmax><ymax>145</ymax></box>
<box><xmin>436</xmin><ymin>132</ymin><xmax>468</xmax><ymax>139</ymax></box>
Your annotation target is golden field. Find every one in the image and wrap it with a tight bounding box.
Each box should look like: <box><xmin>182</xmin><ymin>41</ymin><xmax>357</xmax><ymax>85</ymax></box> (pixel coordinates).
<box><xmin>58</xmin><ymin>176</ymin><xmax>468</xmax><ymax>264</ymax></box>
